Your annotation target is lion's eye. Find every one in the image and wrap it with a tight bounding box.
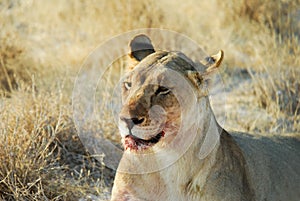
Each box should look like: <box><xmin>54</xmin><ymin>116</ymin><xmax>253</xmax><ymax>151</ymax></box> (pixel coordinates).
<box><xmin>156</xmin><ymin>86</ymin><xmax>171</xmax><ymax>96</ymax></box>
<box><xmin>124</xmin><ymin>82</ymin><xmax>132</xmax><ymax>90</ymax></box>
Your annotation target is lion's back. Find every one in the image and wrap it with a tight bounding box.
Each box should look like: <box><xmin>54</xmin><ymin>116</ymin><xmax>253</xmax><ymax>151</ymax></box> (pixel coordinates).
<box><xmin>232</xmin><ymin>133</ymin><xmax>300</xmax><ymax>201</ymax></box>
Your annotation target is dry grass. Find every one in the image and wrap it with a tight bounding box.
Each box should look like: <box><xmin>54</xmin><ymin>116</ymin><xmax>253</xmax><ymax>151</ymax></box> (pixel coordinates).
<box><xmin>0</xmin><ymin>33</ymin><xmax>35</xmax><ymax>96</ymax></box>
<box><xmin>0</xmin><ymin>0</ymin><xmax>299</xmax><ymax>200</ymax></box>
<box><xmin>0</xmin><ymin>85</ymin><xmax>112</xmax><ymax>200</ymax></box>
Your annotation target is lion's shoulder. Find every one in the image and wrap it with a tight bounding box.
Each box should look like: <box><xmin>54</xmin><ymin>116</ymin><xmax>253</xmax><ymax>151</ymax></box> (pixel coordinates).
<box><xmin>230</xmin><ymin>132</ymin><xmax>300</xmax><ymax>199</ymax></box>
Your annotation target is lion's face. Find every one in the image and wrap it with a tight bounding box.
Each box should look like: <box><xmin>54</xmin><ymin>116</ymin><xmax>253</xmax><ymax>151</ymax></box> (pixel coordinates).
<box><xmin>119</xmin><ymin>52</ymin><xmax>182</xmax><ymax>152</ymax></box>
<box><xmin>118</xmin><ymin>35</ymin><xmax>223</xmax><ymax>154</ymax></box>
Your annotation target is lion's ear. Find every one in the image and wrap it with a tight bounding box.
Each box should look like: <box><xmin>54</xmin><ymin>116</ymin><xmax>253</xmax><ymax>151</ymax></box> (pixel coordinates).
<box><xmin>201</xmin><ymin>50</ymin><xmax>224</xmax><ymax>76</ymax></box>
<box><xmin>129</xmin><ymin>34</ymin><xmax>155</xmax><ymax>62</ymax></box>
<box><xmin>186</xmin><ymin>51</ymin><xmax>224</xmax><ymax>97</ymax></box>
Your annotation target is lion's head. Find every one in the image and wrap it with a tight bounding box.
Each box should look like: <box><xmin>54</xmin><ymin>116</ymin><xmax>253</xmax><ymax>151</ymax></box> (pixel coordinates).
<box><xmin>118</xmin><ymin>34</ymin><xmax>223</xmax><ymax>155</ymax></box>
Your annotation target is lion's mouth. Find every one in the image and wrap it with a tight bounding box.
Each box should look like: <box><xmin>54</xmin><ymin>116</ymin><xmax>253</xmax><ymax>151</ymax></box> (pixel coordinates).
<box><xmin>123</xmin><ymin>131</ymin><xmax>165</xmax><ymax>151</ymax></box>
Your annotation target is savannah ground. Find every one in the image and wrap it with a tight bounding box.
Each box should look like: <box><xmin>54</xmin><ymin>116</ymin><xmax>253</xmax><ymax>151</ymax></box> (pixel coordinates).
<box><xmin>0</xmin><ymin>0</ymin><xmax>299</xmax><ymax>200</ymax></box>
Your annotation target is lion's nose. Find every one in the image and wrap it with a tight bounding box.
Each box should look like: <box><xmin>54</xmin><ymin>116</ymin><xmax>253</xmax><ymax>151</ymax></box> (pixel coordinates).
<box><xmin>120</xmin><ymin>117</ymin><xmax>145</xmax><ymax>130</ymax></box>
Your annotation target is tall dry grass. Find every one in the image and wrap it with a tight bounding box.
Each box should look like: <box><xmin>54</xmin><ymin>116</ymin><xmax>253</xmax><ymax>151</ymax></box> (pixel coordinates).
<box><xmin>0</xmin><ymin>85</ymin><xmax>112</xmax><ymax>200</ymax></box>
<box><xmin>0</xmin><ymin>0</ymin><xmax>299</xmax><ymax>200</ymax></box>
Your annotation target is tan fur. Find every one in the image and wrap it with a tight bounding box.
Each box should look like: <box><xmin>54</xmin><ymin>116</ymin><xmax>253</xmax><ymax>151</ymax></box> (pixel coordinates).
<box><xmin>111</xmin><ymin>35</ymin><xmax>300</xmax><ymax>201</ymax></box>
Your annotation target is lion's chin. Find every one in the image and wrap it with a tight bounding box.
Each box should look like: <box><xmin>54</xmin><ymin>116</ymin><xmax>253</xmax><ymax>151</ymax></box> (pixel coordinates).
<box><xmin>123</xmin><ymin>131</ymin><xmax>165</xmax><ymax>151</ymax></box>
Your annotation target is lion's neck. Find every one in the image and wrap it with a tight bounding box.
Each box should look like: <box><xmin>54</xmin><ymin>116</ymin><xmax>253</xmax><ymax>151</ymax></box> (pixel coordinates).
<box><xmin>160</xmin><ymin>114</ymin><xmax>254</xmax><ymax>200</ymax></box>
<box><xmin>159</xmin><ymin>114</ymin><xmax>222</xmax><ymax>199</ymax></box>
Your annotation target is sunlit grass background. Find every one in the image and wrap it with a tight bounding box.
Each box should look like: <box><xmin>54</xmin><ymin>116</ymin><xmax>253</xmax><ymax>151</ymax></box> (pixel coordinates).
<box><xmin>0</xmin><ymin>0</ymin><xmax>299</xmax><ymax>200</ymax></box>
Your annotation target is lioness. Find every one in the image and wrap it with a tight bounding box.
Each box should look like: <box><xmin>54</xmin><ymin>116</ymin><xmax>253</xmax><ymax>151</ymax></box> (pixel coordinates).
<box><xmin>110</xmin><ymin>35</ymin><xmax>300</xmax><ymax>201</ymax></box>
